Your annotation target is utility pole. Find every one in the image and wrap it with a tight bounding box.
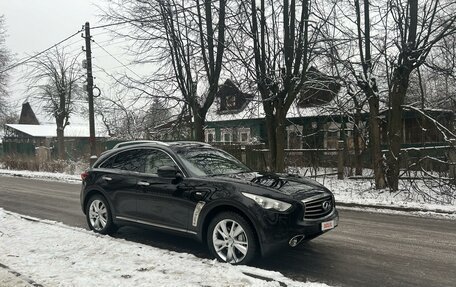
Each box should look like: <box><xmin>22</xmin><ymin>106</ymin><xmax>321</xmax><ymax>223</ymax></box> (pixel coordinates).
<box><xmin>84</xmin><ymin>22</ymin><xmax>97</xmax><ymax>165</ymax></box>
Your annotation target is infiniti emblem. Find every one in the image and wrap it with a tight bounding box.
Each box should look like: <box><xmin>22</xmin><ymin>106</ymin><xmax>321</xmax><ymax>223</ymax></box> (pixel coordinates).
<box><xmin>322</xmin><ymin>201</ymin><xmax>331</xmax><ymax>211</ymax></box>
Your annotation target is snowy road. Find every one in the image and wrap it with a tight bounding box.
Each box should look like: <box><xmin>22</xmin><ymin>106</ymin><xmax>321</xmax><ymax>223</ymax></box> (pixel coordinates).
<box><xmin>0</xmin><ymin>175</ymin><xmax>455</xmax><ymax>287</ymax></box>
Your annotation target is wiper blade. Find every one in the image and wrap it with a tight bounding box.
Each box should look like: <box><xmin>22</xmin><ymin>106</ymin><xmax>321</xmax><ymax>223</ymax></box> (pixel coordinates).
<box><xmin>232</xmin><ymin>170</ymin><xmax>252</xmax><ymax>174</ymax></box>
<box><xmin>207</xmin><ymin>173</ymin><xmax>226</xmax><ymax>177</ymax></box>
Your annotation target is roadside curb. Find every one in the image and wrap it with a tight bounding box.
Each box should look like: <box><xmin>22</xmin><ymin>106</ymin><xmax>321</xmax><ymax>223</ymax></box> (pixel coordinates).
<box><xmin>337</xmin><ymin>202</ymin><xmax>456</xmax><ymax>215</ymax></box>
<box><xmin>0</xmin><ymin>263</ymin><xmax>42</xmax><ymax>287</ymax></box>
<box><xmin>0</xmin><ymin>172</ymin><xmax>80</xmax><ymax>183</ymax></box>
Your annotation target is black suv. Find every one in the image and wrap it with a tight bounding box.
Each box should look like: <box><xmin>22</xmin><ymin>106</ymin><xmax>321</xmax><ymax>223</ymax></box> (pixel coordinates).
<box><xmin>80</xmin><ymin>141</ymin><xmax>338</xmax><ymax>264</ymax></box>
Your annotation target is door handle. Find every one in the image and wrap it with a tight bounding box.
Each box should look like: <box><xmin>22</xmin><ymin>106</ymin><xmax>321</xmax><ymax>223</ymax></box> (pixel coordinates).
<box><xmin>137</xmin><ymin>181</ymin><xmax>150</xmax><ymax>186</ymax></box>
<box><xmin>102</xmin><ymin>176</ymin><xmax>112</xmax><ymax>181</ymax></box>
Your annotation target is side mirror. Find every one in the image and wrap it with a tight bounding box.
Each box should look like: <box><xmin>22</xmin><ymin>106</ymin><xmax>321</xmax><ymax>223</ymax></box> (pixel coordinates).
<box><xmin>157</xmin><ymin>166</ymin><xmax>183</xmax><ymax>183</ymax></box>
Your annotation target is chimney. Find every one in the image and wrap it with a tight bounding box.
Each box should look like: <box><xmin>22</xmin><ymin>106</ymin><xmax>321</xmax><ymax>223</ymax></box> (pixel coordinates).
<box><xmin>18</xmin><ymin>102</ymin><xmax>40</xmax><ymax>125</ymax></box>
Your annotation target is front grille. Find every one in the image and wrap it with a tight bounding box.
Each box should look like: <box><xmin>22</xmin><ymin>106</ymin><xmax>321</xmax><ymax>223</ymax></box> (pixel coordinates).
<box><xmin>302</xmin><ymin>195</ymin><xmax>333</xmax><ymax>220</ymax></box>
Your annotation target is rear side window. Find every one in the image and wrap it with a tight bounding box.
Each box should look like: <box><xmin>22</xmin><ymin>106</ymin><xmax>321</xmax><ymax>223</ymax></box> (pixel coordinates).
<box><xmin>99</xmin><ymin>149</ymin><xmax>147</xmax><ymax>173</ymax></box>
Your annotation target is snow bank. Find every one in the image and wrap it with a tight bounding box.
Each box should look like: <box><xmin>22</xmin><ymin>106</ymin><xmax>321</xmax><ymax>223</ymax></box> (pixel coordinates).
<box><xmin>314</xmin><ymin>175</ymin><xmax>456</xmax><ymax>214</ymax></box>
<box><xmin>0</xmin><ymin>169</ymin><xmax>81</xmax><ymax>183</ymax></box>
<box><xmin>0</xmin><ymin>209</ymin><xmax>330</xmax><ymax>287</ymax></box>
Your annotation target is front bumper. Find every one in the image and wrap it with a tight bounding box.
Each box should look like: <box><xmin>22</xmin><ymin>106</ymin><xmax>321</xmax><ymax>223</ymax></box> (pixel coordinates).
<box><xmin>257</xmin><ymin>208</ymin><xmax>339</xmax><ymax>256</ymax></box>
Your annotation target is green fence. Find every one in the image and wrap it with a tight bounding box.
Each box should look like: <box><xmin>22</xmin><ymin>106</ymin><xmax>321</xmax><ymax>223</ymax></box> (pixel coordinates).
<box><xmin>2</xmin><ymin>142</ymin><xmax>35</xmax><ymax>156</ymax></box>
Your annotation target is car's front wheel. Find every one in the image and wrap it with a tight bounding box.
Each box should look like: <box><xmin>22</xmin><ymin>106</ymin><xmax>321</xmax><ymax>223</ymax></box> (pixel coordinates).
<box><xmin>85</xmin><ymin>195</ymin><xmax>116</xmax><ymax>235</ymax></box>
<box><xmin>207</xmin><ymin>212</ymin><xmax>257</xmax><ymax>265</ymax></box>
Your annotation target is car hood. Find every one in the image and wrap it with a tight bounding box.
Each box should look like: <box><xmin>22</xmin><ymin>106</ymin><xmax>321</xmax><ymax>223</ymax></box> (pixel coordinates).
<box><xmin>213</xmin><ymin>172</ymin><xmax>331</xmax><ymax>201</ymax></box>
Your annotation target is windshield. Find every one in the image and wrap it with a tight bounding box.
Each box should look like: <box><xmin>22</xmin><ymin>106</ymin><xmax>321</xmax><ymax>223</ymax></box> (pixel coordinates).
<box><xmin>175</xmin><ymin>147</ymin><xmax>251</xmax><ymax>176</ymax></box>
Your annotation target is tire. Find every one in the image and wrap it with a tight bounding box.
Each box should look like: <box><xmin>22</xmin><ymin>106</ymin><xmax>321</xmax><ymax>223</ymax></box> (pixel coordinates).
<box><xmin>207</xmin><ymin>212</ymin><xmax>257</xmax><ymax>265</ymax></box>
<box><xmin>85</xmin><ymin>195</ymin><xmax>116</xmax><ymax>235</ymax></box>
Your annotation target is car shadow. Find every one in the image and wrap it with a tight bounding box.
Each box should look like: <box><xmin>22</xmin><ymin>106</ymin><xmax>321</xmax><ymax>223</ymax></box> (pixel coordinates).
<box><xmin>112</xmin><ymin>225</ymin><xmax>210</xmax><ymax>259</ymax></box>
<box><xmin>112</xmin><ymin>225</ymin><xmax>340</xmax><ymax>281</ymax></box>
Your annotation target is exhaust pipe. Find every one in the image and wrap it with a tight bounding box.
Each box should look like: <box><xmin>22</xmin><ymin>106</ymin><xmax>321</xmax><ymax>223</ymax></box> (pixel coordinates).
<box><xmin>289</xmin><ymin>235</ymin><xmax>305</xmax><ymax>247</ymax></box>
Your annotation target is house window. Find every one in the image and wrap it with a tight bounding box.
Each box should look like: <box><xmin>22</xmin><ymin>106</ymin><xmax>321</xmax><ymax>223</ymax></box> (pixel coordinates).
<box><xmin>205</xmin><ymin>128</ymin><xmax>216</xmax><ymax>143</ymax></box>
<box><xmin>237</xmin><ymin>128</ymin><xmax>251</xmax><ymax>143</ymax></box>
<box><xmin>224</xmin><ymin>133</ymin><xmax>231</xmax><ymax>142</ymax></box>
<box><xmin>221</xmin><ymin>128</ymin><xmax>233</xmax><ymax>143</ymax></box>
<box><xmin>325</xmin><ymin>131</ymin><xmax>339</xmax><ymax>149</ymax></box>
<box><xmin>324</xmin><ymin>122</ymin><xmax>340</xmax><ymax>149</ymax></box>
<box><xmin>226</xmin><ymin>95</ymin><xmax>236</xmax><ymax>109</ymax></box>
<box><xmin>241</xmin><ymin>133</ymin><xmax>248</xmax><ymax>142</ymax></box>
<box><xmin>287</xmin><ymin>125</ymin><xmax>303</xmax><ymax>149</ymax></box>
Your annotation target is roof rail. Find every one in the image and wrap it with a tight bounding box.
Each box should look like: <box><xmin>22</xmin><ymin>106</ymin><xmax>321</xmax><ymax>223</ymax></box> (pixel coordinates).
<box><xmin>112</xmin><ymin>140</ymin><xmax>169</xmax><ymax>149</ymax></box>
<box><xmin>168</xmin><ymin>141</ymin><xmax>212</xmax><ymax>147</ymax></box>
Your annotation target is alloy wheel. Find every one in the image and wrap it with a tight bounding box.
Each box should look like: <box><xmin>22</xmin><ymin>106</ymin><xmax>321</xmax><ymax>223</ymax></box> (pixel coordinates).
<box><xmin>212</xmin><ymin>219</ymin><xmax>249</xmax><ymax>263</ymax></box>
<box><xmin>88</xmin><ymin>199</ymin><xmax>108</xmax><ymax>231</ymax></box>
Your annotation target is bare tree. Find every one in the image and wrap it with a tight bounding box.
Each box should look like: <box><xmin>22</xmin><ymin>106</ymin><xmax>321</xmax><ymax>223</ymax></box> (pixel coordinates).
<box><xmin>384</xmin><ymin>0</ymin><xmax>456</xmax><ymax>190</ymax></box>
<box><xmin>320</xmin><ymin>4</ymin><xmax>373</xmax><ymax>178</ymax></box>
<box><xmin>0</xmin><ymin>15</ymin><xmax>12</xmax><ymax>120</ymax></box>
<box><xmin>101</xmin><ymin>0</ymin><xmax>227</xmax><ymax>141</ymax></box>
<box><xmin>421</xmin><ymin>34</ymin><xmax>456</xmax><ymax>110</ymax></box>
<box><xmin>97</xmin><ymin>95</ymin><xmax>172</xmax><ymax>140</ymax></box>
<box><xmin>229</xmin><ymin>0</ymin><xmax>338</xmax><ymax>172</ymax></box>
<box><xmin>27</xmin><ymin>48</ymin><xmax>84</xmax><ymax>159</ymax></box>
<box><xmin>327</xmin><ymin>0</ymin><xmax>386</xmax><ymax>188</ymax></box>
<box><xmin>97</xmin><ymin>97</ymin><xmax>144</xmax><ymax>140</ymax></box>
<box><xmin>326</xmin><ymin>0</ymin><xmax>456</xmax><ymax>189</ymax></box>
<box><xmin>352</xmin><ymin>0</ymin><xmax>386</xmax><ymax>188</ymax></box>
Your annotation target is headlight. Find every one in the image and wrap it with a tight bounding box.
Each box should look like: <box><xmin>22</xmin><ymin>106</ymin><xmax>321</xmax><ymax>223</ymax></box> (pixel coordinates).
<box><xmin>242</xmin><ymin>192</ymin><xmax>292</xmax><ymax>212</ymax></box>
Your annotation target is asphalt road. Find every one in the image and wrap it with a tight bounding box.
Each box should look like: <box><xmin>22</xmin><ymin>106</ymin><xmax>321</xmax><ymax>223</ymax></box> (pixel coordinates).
<box><xmin>0</xmin><ymin>175</ymin><xmax>455</xmax><ymax>287</ymax></box>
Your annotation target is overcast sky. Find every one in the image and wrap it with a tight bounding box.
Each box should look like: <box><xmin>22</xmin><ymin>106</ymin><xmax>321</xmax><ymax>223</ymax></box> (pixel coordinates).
<box><xmin>1</xmin><ymin>0</ymin><xmax>178</xmax><ymax>126</ymax></box>
<box><xmin>0</xmin><ymin>0</ymin><xmax>99</xmax><ymax>57</ymax></box>
<box><xmin>0</xmin><ymin>0</ymin><xmax>127</xmax><ymax>122</ymax></box>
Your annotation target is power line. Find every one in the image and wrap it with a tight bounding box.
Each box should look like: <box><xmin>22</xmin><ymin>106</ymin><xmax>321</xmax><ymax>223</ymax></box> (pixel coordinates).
<box><xmin>90</xmin><ymin>0</ymin><xmax>220</xmax><ymax>30</ymax></box>
<box><xmin>91</xmin><ymin>19</ymin><xmax>145</xmax><ymax>30</ymax></box>
<box><xmin>92</xmin><ymin>39</ymin><xmax>143</xmax><ymax>79</ymax></box>
<box><xmin>1</xmin><ymin>0</ymin><xmax>223</xmax><ymax>75</ymax></box>
<box><xmin>0</xmin><ymin>29</ymin><xmax>83</xmax><ymax>74</ymax></box>
<box><xmin>93</xmin><ymin>60</ymin><xmax>138</xmax><ymax>70</ymax></box>
<box><xmin>91</xmin><ymin>38</ymin><xmax>130</xmax><ymax>49</ymax></box>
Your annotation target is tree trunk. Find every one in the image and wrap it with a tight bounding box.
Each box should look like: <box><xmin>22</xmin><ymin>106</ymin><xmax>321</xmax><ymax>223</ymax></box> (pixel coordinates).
<box><xmin>274</xmin><ymin>113</ymin><xmax>286</xmax><ymax>172</ymax></box>
<box><xmin>340</xmin><ymin>119</ymin><xmax>349</xmax><ymax>175</ymax></box>
<box><xmin>367</xmin><ymin>96</ymin><xmax>386</xmax><ymax>189</ymax></box>
<box><xmin>353</xmin><ymin>108</ymin><xmax>363</xmax><ymax>175</ymax></box>
<box><xmin>56</xmin><ymin>124</ymin><xmax>65</xmax><ymax>160</ymax></box>
<box><xmin>386</xmin><ymin>78</ymin><xmax>409</xmax><ymax>191</ymax></box>
<box><xmin>265</xmin><ymin>113</ymin><xmax>277</xmax><ymax>172</ymax></box>
<box><xmin>193</xmin><ymin>112</ymin><xmax>205</xmax><ymax>142</ymax></box>
<box><xmin>386</xmin><ymin>105</ymin><xmax>402</xmax><ymax>190</ymax></box>
<box><xmin>264</xmin><ymin>105</ymin><xmax>287</xmax><ymax>173</ymax></box>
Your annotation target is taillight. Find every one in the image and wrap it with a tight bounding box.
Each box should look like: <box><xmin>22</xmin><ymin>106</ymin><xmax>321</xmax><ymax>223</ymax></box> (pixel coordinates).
<box><xmin>81</xmin><ymin>171</ymin><xmax>89</xmax><ymax>181</ymax></box>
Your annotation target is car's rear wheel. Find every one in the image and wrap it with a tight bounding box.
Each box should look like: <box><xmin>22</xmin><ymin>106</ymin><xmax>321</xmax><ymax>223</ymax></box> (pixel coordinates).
<box><xmin>207</xmin><ymin>212</ymin><xmax>257</xmax><ymax>265</ymax></box>
<box><xmin>86</xmin><ymin>195</ymin><xmax>116</xmax><ymax>235</ymax></box>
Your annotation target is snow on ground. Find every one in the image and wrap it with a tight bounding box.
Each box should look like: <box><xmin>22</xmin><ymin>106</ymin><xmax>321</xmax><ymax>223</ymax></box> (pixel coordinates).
<box><xmin>0</xmin><ymin>169</ymin><xmax>81</xmax><ymax>183</ymax></box>
<box><xmin>0</xmin><ymin>209</ymin><xmax>330</xmax><ymax>287</ymax></box>
<box><xmin>314</xmin><ymin>175</ymin><xmax>456</xmax><ymax>213</ymax></box>
<box><xmin>289</xmin><ymin>167</ymin><xmax>456</xmax><ymax>215</ymax></box>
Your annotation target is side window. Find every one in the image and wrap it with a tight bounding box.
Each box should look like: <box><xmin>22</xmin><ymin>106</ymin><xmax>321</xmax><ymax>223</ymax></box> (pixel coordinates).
<box><xmin>100</xmin><ymin>149</ymin><xmax>147</xmax><ymax>173</ymax></box>
<box><xmin>144</xmin><ymin>150</ymin><xmax>175</xmax><ymax>175</ymax></box>
<box><xmin>99</xmin><ymin>155</ymin><xmax>117</xmax><ymax>169</ymax></box>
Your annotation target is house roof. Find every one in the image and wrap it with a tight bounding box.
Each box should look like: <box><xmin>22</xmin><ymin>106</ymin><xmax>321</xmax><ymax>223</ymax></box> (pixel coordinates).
<box><xmin>5</xmin><ymin>124</ymin><xmax>109</xmax><ymax>138</ymax></box>
<box><xmin>207</xmin><ymin>71</ymin><xmax>346</xmax><ymax>123</ymax></box>
<box><xmin>19</xmin><ymin>102</ymin><xmax>40</xmax><ymax>125</ymax></box>
<box><xmin>207</xmin><ymin>88</ymin><xmax>359</xmax><ymax>123</ymax></box>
